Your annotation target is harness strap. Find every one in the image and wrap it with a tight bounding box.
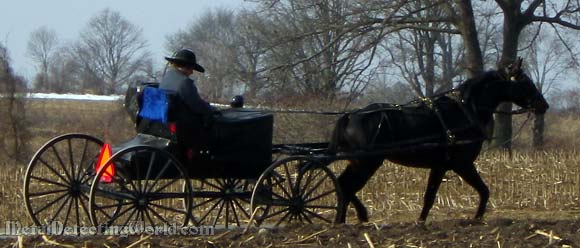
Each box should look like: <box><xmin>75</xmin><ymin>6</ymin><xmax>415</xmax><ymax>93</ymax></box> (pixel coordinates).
<box><xmin>447</xmin><ymin>90</ymin><xmax>490</xmax><ymax>140</ymax></box>
<box><xmin>421</xmin><ymin>96</ymin><xmax>457</xmax><ymax>145</ymax></box>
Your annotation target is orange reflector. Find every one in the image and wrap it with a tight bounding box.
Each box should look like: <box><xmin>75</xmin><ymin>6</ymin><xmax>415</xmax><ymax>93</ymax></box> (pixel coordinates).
<box><xmin>96</xmin><ymin>143</ymin><xmax>115</xmax><ymax>183</ymax></box>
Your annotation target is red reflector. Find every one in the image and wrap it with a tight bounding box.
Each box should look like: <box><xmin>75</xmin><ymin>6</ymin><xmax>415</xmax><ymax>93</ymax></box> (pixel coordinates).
<box><xmin>169</xmin><ymin>122</ymin><xmax>177</xmax><ymax>134</ymax></box>
<box><xmin>96</xmin><ymin>143</ymin><xmax>115</xmax><ymax>183</ymax></box>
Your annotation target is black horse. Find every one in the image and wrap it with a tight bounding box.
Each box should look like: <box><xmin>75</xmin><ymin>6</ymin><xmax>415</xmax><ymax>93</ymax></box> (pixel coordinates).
<box><xmin>328</xmin><ymin>59</ymin><xmax>549</xmax><ymax>223</ymax></box>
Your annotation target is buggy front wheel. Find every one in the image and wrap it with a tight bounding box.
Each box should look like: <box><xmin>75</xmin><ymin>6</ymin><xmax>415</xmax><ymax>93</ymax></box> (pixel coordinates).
<box><xmin>250</xmin><ymin>156</ymin><xmax>344</xmax><ymax>227</ymax></box>
<box><xmin>89</xmin><ymin>146</ymin><xmax>192</xmax><ymax>232</ymax></box>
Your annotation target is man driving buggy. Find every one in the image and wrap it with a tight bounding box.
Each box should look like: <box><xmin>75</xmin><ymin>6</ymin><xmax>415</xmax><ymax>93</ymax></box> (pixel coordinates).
<box><xmin>158</xmin><ymin>49</ymin><xmax>220</xmax><ymax>156</ymax></box>
<box><xmin>160</xmin><ymin>48</ymin><xmax>218</xmax><ymax>116</ymax></box>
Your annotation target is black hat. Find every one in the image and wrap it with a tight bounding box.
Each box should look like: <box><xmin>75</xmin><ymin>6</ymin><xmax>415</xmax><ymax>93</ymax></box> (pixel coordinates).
<box><xmin>165</xmin><ymin>49</ymin><xmax>205</xmax><ymax>73</ymax></box>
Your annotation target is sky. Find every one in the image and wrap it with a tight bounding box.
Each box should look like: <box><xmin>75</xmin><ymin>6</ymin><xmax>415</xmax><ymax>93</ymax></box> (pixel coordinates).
<box><xmin>0</xmin><ymin>0</ymin><xmax>250</xmax><ymax>80</ymax></box>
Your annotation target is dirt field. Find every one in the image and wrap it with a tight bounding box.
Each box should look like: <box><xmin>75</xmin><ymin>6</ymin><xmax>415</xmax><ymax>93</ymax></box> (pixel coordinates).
<box><xmin>2</xmin><ymin>210</ymin><xmax>578</xmax><ymax>247</ymax></box>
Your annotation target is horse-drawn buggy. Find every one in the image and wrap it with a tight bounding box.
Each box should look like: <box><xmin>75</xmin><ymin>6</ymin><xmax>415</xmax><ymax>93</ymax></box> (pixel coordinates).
<box><xmin>23</xmin><ymin>59</ymin><xmax>548</xmax><ymax>232</ymax></box>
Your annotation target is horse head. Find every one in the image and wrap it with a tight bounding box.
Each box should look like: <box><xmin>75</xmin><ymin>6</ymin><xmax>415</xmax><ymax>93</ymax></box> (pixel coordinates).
<box><xmin>501</xmin><ymin>58</ymin><xmax>549</xmax><ymax>114</ymax></box>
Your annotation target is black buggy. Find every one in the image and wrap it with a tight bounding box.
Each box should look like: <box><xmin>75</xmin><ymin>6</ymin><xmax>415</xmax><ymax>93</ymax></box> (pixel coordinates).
<box><xmin>23</xmin><ymin>82</ymin><xmax>344</xmax><ymax>231</ymax></box>
<box><xmin>22</xmin><ymin>60</ymin><xmax>550</xmax><ymax>231</ymax></box>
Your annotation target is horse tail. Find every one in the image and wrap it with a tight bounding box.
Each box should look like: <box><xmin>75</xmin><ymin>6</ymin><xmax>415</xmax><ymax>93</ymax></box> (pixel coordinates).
<box><xmin>328</xmin><ymin>114</ymin><xmax>350</xmax><ymax>154</ymax></box>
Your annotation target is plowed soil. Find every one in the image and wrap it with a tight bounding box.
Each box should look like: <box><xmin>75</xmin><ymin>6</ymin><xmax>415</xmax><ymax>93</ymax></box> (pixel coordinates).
<box><xmin>3</xmin><ymin>210</ymin><xmax>578</xmax><ymax>247</ymax></box>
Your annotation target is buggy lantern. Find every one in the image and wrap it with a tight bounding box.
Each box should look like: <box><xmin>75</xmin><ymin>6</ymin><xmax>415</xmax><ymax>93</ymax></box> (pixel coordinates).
<box><xmin>95</xmin><ymin>143</ymin><xmax>115</xmax><ymax>183</ymax></box>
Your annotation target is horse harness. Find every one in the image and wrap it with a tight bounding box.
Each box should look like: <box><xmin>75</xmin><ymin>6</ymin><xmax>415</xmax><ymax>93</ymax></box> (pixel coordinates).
<box><xmin>354</xmin><ymin>87</ymin><xmax>528</xmax><ymax>149</ymax></box>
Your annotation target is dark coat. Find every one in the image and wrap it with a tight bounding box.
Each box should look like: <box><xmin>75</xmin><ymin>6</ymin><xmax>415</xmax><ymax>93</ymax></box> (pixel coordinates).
<box><xmin>159</xmin><ymin>68</ymin><xmax>215</xmax><ymax>118</ymax></box>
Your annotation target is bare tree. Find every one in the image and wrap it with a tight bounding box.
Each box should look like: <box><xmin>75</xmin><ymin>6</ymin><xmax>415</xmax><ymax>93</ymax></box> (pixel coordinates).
<box><xmin>47</xmin><ymin>46</ymin><xmax>83</xmax><ymax>93</ymax></box>
<box><xmin>26</xmin><ymin>26</ymin><xmax>58</xmax><ymax>91</ymax></box>
<box><xmin>0</xmin><ymin>43</ymin><xmax>29</xmax><ymax>161</ymax></box>
<box><xmin>166</xmin><ymin>8</ymin><xmax>239</xmax><ymax>101</ymax></box>
<box><xmin>481</xmin><ymin>0</ymin><xmax>580</xmax><ymax>149</ymax></box>
<box><xmin>250</xmin><ymin>0</ymin><xmax>392</xmax><ymax>105</ymax></box>
<box><xmin>232</xmin><ymin>11</ymin><xmax>270</xmax><ymax>100</ymax></box>
<box><xmin>76</xmin><ymin>8</ymin><xmax>150</xmax><ymax>94</ymax></box>
<box><xmin>381</xmin><ymin>1</ymin><xmax>465</xmax><ymax>98</ymax></box>
<box><xmin>522</xmin><ymin>27</ymin><xmax>578</xmax><ymax>148</ymax></box>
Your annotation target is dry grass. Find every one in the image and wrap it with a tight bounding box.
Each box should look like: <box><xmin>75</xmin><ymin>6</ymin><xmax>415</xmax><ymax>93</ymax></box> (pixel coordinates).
<box><xmin>2</xmin><ymin>99</ymin><xmax>580</xmax><ymax>226</ymax></box>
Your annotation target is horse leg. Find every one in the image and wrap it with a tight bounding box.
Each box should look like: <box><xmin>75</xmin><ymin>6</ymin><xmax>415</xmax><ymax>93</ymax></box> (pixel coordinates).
<box><xmin>337</xmin><ymin>159</ymin><xmax>383</xmax><ymax>223</ymax></box>
<box><xmin>350</xmin><ymin>195</ymin><xmax>368</xmax><ymax>222</ymax></box>
<box><xmin>452</xmin><ymin>164</ymin><xmax>489</xmax><ymax>220</ymax></box>
<box><xmin>419</xmin><ymin>169</ymin><xmax>446</xmax><ymax>222</ymax></box>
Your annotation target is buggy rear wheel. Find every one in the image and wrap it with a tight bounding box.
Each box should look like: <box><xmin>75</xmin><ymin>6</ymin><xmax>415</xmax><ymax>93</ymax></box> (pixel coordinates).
<box><xmin>23</xmin><ymin>133</ymin><xmax>104</xmax><ymax>233</ymax></box>
<box><xmin>250</xmin><ymin>156</ymin><xmax>344</xmax><ymax>227</ymax></box>
<box><xmin>187</xmin><ymin>178</ymin><xmax>254</xmax><ymax>229</ymax></box>
<box><xmin>89</xmin><ymin>146</ymin><xmax>192</xmax><ymax>233</ymax></box>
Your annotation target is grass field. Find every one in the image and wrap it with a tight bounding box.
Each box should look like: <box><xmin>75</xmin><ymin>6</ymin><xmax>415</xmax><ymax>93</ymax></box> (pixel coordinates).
<box><xmin>2</xmin><ymin>99</ymin><xmax>579</xmax><ymax>227</ymax></box>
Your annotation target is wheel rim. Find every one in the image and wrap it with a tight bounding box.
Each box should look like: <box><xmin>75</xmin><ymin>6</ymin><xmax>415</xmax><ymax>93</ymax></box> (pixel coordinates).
<box><xmin>251</xmin><ymin>157</ymin><xmax>343</xmax><ymax>227</ymax></box>
<box><xmin>188</xmin><ymin>178</ymin><xmax>253</xmax><ymax>229</ymax></box>
<box><xmin>23</xmin><ymin>134</ymin><xmax>103</xmax><ymax>233</ymax></box>
<box><xmin>89</xmin><ymin>146</ymin><xmax>192</xmax><ymax>232</ymax></box>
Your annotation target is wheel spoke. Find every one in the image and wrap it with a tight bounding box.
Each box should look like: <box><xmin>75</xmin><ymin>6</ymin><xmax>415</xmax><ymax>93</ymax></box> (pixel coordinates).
<box><xmin>228</xmin><ymin>200</ymin><xmax>241</xmax><ymax>227</ymax></box>
<box><xmin>38</xmin><ymin>157</ymin><xmax>70</xmax><ymax>184</ymax></box>
<box><xmin>82</xmin><ymin>193</ymin><xmax>114</xmax><ymax>220</ymax></box>
<box><xmin>78</xmin><ymin>194</ymin><xmax>92</xmax><ymax>221</ymax></box>
<box><xmin>79</xmin><ymin>169</ymin><xmax>94</xmax><ymax>185</ymax></box>
<box><xmin>282</xmin><ymin>163</ymin><xmax>295</xmax><ymax>195</ymax></box>
<box><xmin>304</xmin><ymin>205</ymin><xmax>338</xmax><ymax>209</ymax></box>
<box><xmin>147</xmin><ymin>205</ymin><xmax>171</xmax><ymax>225</ymax></box>
<box><xmin>153</xmin><ymin>177</ymin><xmax>180</xmax><ymax>194</ymax></box>
<box><xmin>232</xmin><ymin>198</ymin><xmax>251</xmax><ymax>219</ymax></box>
<box><xmin>44</xmin><ymin>195</ymin><xmax>70</xmax><ymax>224</ymax></box>
<box><xmin>51</xmin><ymin>146</ymin><xmax>72</xmax><ymax>181</ymax></box>
<box><xmin>223</xmin><ymin>200</ymin><xmax>229</xmax><ymax>228</ymax></box>
<box><xmin>304</xmin><ymin>209</ymin><xmax>332</xmax><ymax>223</ymax></box>
<box><xmin>300</xmin><ymin>212</ymin><xmax>313</xmax><ymax>224</ymax></box>
<box><xmin>74</xmin><ymin>197</ymin><xmax>81</xmax><ymax>228</ymax></box>
<box><xmin>269</xmin><ymin>174</ymin><xmax>292</xmax><ymax>199</ymax></box>
<box><xmin>30</xmin><ymin>193</ymin><xmax>67</xmax><ymax>217</ymax></box>
<box><xmin>260</xmin><ymin>207</ymin><xmax>289</xmax><ymax>220</ymax></box>
<box><xmin>192</xmin><ymin>197</ymin><xmax>220</xmax><ymax>209</ymax></box>
<box><xmin>198</xmin><ymin>198</ymin><xmax>223</xmax><ymax>224</ymax></box>
<box><xmin>213</xmin><ymin>199</ymin><xmax>227</xmax><ymax>226</ymax></box>
<box><xmin>198</xmin><ymin>179</ymin><xmax>222</xmax><ymax>190</ymax></box>
<box><xmin>29</xmin><ymin>176</ymin><xmax>69</xmax><ymax>189</ymax></box>
<box><xmin>149</xmin><ymin>202</ymin><xmax>187</xmax><ymax>215</ymax></box>
<box><xmin>94</xmin><ymin>201</ymin><xmax>133</xmax><ymax>210</ymax></box>
<box><xmin>300</xmin><ymin>168</ymin><xmax>323</xmax><ymax>194</ymax></box>
<box><xmin>118</xmin><ymin>155</ymin><xmax>141</xmax><ymax>193</ymax></box>
<box><xmin>302</xmin><ymin>171</ymin><xmax>330</xmax><ymax>200</ymax></box>
<box><xmin>76</xmin><ymin>139</ymin><xmax>90</xmax><ymax>181</ymax></box>
<box><xmin>142</xmin><ymin>152</ymin><xmax>157</xmax><ymax>194</ymax></box>
<box><xmin>67</xmin><ymin>139</ymin><xmax>76</xmax><ymax>180</ymax></box>
<box><xmin>118</xmin><ymin>207</ymin><xmax>139</xmax><ymax>228</ymax></box>
<box><xmin>28</xmin><ymin>188</ymin><xmax>69</xmax><ymax>198</ymax></box>
<box><xmin>62</xmin><ymin>193</ymin><xmax>73</xmax><ymax>232</ymax></box>
<box><xmin>274</xmin><ymin>211</ymin><xmax>292</xmax><ymax>227</ymax></box>
<box><xmin>146</xmin><ymin>160</ymin><xmax>172</xmax><ymax>192</ymax></box>
<box><xmin>304</xmin><ymin>189</ymin><xmax>336</xmax><ymax>203</ymax></box>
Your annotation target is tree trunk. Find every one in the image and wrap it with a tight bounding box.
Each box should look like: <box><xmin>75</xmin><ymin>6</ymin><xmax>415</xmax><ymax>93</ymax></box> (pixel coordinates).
<box><xmin>454</xmin><ymin>0</ymin><xmax>484</xmax><ymax>77</ymax></box>
<box><xmin>491</xmin><ymin>2</ymin><xmax>523</xmax><ymax>150</ymax></box>
<box><xmin>532</xmin><ymin>113</ymin><xmax>545</xmax><ymax>149</ymax></box>
<box><xmin>493</xmin><ymin>103</ymin><xmax>513</xmax><ymax>149</ymax></box>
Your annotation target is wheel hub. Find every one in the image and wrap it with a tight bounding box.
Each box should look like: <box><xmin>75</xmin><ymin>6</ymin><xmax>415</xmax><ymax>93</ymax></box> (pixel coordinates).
<box><xmin>289</xmin><ymin>197</ymin><xmax>305</xmax><ymax>214</ymax></box>
<box><xmin>69</xmin><ymin>180</ymin><xmax>82</xmax><ymax>197</ymax></box>
<box><xmin>136</xmin><ymin>198</ymin><xmax>149</xmax><ymax>210</ymax></box>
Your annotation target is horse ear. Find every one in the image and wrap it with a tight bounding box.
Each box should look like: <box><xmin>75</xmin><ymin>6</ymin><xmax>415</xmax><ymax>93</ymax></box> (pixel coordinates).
<box><xmin>516</xmin><ymin>57</ymin><xmax>523</xmax><ymax>70</ymax></box>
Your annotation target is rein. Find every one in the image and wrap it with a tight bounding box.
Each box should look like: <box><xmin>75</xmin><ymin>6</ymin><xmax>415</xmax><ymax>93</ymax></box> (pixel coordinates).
<box><xmin>482</xmin><ymin>112</ymin><xmax>534</xmax><ymax>151</ymax></box>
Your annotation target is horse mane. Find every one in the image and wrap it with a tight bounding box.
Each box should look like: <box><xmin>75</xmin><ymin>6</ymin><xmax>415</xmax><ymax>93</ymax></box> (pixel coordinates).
<box><xmin>436</xmin><ymin>70</ymin><xmax>506</xmax><ymax>106</ymax></box>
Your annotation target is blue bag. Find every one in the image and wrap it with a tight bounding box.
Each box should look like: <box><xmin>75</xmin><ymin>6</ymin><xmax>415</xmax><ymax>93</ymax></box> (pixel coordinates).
<box><xmin>138</xmin><ymin>87</ymin><xmax>169</xmax><ymax>124</ymax></box>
